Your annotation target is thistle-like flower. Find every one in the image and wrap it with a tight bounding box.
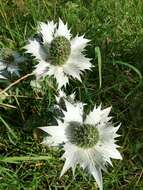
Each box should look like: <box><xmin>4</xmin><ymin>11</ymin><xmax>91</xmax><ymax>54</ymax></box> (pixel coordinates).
<box><xmin>25</xmin><ymin>19</ymin><xmax>92</xmax><ymax>89</ymax></box>
<box><xmin>40</xmin><ymin>100</ymin><xmax>122</xmax><ymax>190</ymax></box>
<box><xmin>0</xmin><ymin>48</ymin><xmax>24</xmax><ymax>78</ymax></box>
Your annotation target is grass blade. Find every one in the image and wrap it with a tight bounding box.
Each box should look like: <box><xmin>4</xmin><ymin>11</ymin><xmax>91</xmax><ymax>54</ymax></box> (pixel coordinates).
<box><xmin>0</xmin><ymin>156</ymin><xmax>53</xmax><ymax>163</ymax></box>
<box><xmin>95</xmin><ymin>47</ymin><xmax>102</xmax><ymax>89</ymax></box>
<box><xmin>0</xmin><ymin>116</ymin><xmax>17</xmax><ymax>140</ymax></box>
<box><xmin>114</xmin><ymin>60</ymin><xmax>142</xmax><ymax>99</ymax></box>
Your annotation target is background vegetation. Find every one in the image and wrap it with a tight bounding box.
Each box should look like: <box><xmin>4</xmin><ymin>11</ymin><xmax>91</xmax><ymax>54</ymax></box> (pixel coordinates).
<box><xmin>0</xmin><ymin>0</ymin><xmax>143</xmax><ymax>189</ymax></box>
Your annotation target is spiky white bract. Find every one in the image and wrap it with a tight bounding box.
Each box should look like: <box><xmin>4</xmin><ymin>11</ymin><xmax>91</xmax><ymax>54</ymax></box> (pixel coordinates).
<box><xmin>55</xmin><ymin>90</ymin><xmax>75</xmax><ymax>104</ymax></box>
<box><xmin>24</xmin><ymin>19</ymin><xmax>92</xmax><ymax>89</ymax></box>
<box><xmin>39</xmin><ymin>100</ymin><xmax>122</xmax><ymax>190</ymax></box>
<box><xmin>0</xmin><ymin>61</ymin><xmax>7</xmax><ymax>79</ymax></box>
<box><xmin>0</xmin><ymin>71</ymin><xmax>6</xmax><ymax>79</ymax></box>
<box><xmin>0</xmin><ymin>61</ymin><xmax>7</xmax><ymax>70</ymax></box>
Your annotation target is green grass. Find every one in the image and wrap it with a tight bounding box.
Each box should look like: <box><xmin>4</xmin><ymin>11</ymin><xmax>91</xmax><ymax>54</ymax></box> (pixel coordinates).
<box><xmin>0</xmin><ymin>0</ymin><xmax>143</xmax><ymax>189</ymax></box>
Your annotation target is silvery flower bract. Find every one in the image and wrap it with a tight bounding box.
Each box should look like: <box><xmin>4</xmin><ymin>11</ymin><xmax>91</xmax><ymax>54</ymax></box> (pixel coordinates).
<box><xmin>55</xmin><ymin>90</ymin><xmax>75</xmax><ymax>104</ymax></box>
<box><xmin>25</xmin><ymin>19</ymin><xmax>92</xmax><ymax>89</ymax></box>
<box><xmin>0</xmin><ymin>71</ymin><xmax>6</xmax><ymax>79</ymax></box>
<box><xmin>40</xmin><ymin>100</ymin><xmax>122</xmax><ymax>190</ymax></box>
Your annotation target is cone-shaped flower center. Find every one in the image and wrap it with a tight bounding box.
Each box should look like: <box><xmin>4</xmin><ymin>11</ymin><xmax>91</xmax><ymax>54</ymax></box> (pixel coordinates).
<box><xmin>49</xmin><ymin>36</ymin><xmax>71</xmax><ymax>66</ymax></box>
<box><xmin>66</xmin><ymin>122</ymin><xmax>99</xmax><ymax>149</ymax></box>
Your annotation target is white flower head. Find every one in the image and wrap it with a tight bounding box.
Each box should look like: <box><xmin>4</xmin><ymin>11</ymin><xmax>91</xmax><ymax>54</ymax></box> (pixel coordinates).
<box><xmin>24</xmin><ymin>18</ymin><xmax>92</xmax><ymax>89</ymax></box>
<box><xmin>0</xmin><ymin>48</ymin><xmax>24</xmax><ymax>77</ymax></box>
<box><xmin>39</xmin><ymin>100</ymin><xmax>122</xmax><ymax>190</ymax></box>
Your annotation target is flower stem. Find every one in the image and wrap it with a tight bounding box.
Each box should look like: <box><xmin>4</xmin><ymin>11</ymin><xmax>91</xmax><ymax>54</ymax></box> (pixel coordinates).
<box><xmin>0</xmin><ymin>73</ymin><xmax>34</xmax><ymax>95</ymax></box>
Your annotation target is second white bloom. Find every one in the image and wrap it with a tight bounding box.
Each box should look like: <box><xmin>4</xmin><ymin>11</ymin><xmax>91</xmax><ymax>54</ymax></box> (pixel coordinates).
<box><xmin>40</xmin><ymin>100</ymin><xmax>122</xmax><ymax>190</ymax></box>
